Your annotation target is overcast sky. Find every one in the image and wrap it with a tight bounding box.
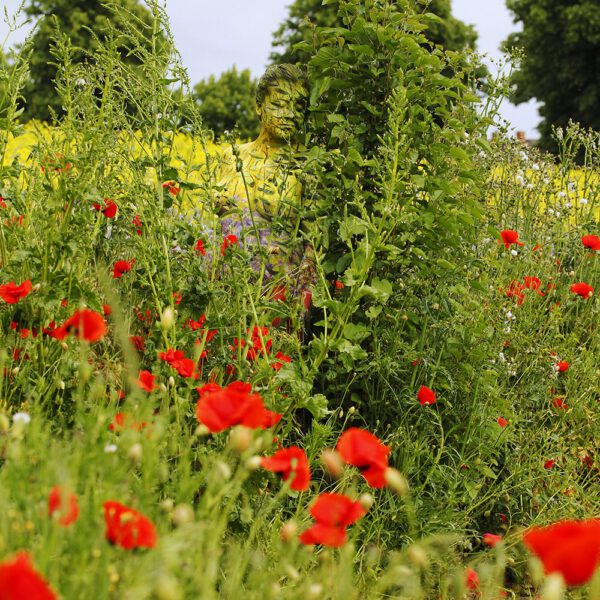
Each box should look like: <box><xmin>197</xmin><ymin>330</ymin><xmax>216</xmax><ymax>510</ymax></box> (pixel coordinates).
<box><xmin>1</xmin><ymin>0</ymin><xmax>541</xmax><ymax>137</ymax></box>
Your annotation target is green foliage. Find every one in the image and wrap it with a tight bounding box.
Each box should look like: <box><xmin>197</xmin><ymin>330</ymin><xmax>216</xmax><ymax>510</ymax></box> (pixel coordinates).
<box><xmin>191</xmin><ymin>67</ymin><xmax>259</xmax><ymax>140</ymax></box>
<box><xmin>503</xmin><ymin>0</ymin><xmax>600</xmax><ymax>152</ymax></box>
<box><xmin>270</xmin><ymin>0</ymin><xmax>478</xmax><ymax>64</ymax></box>
<box><xmin>20</xmin><ymin>0</ymin><xmax>156</xmax><ymax>122</ymax></box>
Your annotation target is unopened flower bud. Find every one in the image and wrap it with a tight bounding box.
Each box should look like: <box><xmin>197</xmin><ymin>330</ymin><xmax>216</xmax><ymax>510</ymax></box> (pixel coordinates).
<box><xmin>195</xmin><ymin>424</ymin><xmax>210</xmax><ymax>437</ymax></box>
<box><xmin>127</xmin><ymin>442</ymin><xmax>143</xmax><ymax>463</ymax></box>
<box><xmin>11</xmin><ymin>367</ymin><xmax>19</xmax><ymax>376</ymax></box>
<box><xmin>245</xmin><ymin>455</ymin><xmax>262</xmax><ymax>471</ymax></box>
<box><xmin>58</xmin><ymin>380</ymin><xmax>65</xmax><ymax>390</ymax></box>
<box><xmin>359</xmin><ymin>493</ymin><xmax>374</xmax><ymax>511</ymax></box>
<box><xmin>407</xmin><ymin>545</ymin><xmax>429</xmax><ymax>569</ymax></box>
<box><xmin>154</xmin><ymin>574</ymin><xmax>182</xmax><ymax>600</ymax></box>
<box><xmin>348</xmin><ymin>406</ymin><xmax>356</xmax><ymax>415</ymax></box>
<box><xmin>385</xmin><ymin>468</ymin><xmax>408</xmax><ymax>495</ymax></box>
<box><xmin>60</xmin><ymin>341</ymin><xmax>68</xmax><ymax>350</ymax></box>
<box><xmin>216</xmin><ymin>460</ymin><xmax>232</xmax><ymax>479</ymax></box>
<box><xmin>172</xmin><ymin>504</ymin><xmax>194</xmax><ymax>526</ymax></box>
<box><xmin>168</xmin><ymin>376</ymin><xmax>175</xmax><ymax>388</ymax></box>
<box><xmin>161</xmin><ymin>307</ymin><xmax>174</xmax><ymax>330</ymax></box>
<box><xmin>280</xmin><ymin>520</ymin><xmax>298</xmax><ymax>542</ymax></box>
<box><xmin>160</xmin><ymin>498</ymin><xmax>174</xmax><ymax>512</ymax></box>
<box><xmin>307</xmin><ymin>583</ymin><xmax>324</xmax><ymax>599</ymax></box>
<box><xmin>540</xmin><ymin>573</ymin><xmax>565</xmax><ymax>600</ymax></box>
<box><xmin>229</xmin><ymin>426</ymin><xmax>253</xmax><ymax>453</ymax></box>
<box><xmin>321</xmin><ymin>449</ymin><xmax>344</xmax><ymax>478</ymax></box>
<box><xmin>32</xmin><ymin>283</ymin><xmax>41</xmax><ymax>293</ymax></box>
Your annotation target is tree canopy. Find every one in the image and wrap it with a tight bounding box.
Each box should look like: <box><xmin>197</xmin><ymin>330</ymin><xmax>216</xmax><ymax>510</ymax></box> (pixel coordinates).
<box><xmin>192</xmin><ymin>67</ymin><xmax>259</xmax><ymax>140</ymax></box>
<box><xmin>504</xmin><ymin>0</ymin><xmax>600</xmax><ymax>151</ymax></box>
<box><xmin>270</xmin><ymin>0</ymin><xmax>478</xmax><ymax>64</ymax></box>
<box><xmin>21</xmin><ymin>0</ymin><xmax>154</xmax><ymax>121</ymax></box>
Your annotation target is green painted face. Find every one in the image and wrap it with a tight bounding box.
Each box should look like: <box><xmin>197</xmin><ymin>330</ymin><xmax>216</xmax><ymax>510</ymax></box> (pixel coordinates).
<box><xmin>257</xmin><ymin>80</ymin><xmax>307</xmax><ymax>143</ymax></box>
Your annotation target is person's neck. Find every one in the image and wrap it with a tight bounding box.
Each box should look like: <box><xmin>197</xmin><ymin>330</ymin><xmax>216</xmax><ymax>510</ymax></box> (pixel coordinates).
<box><xmin>254</xmin><ymin>129</ymin><xmax>286</xmax><ymax>155</ymax></box>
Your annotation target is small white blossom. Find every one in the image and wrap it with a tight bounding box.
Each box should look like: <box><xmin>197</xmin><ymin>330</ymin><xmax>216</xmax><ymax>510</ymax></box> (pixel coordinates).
<box><xmin>511</xmin><ymin>249</ymin><xmax>518</xmax><ymax>256</ymax></box>
<box><xmin>104</xmin><ymin>443</ymin><xmax>118</xmax><ymax>454</ymax></box>
<box><xmin>557</xmin><ymin>191</ymin><xmax>567</xmax><ymax>198</ymax></box>
<box><xmin>526</xmin><ymin>183</ymin><xmax>534</xmax><ymax>190</ymax></box>
<box><xmin>580</xmin><ymin>197</ymin><xmax>588</xmax><ymax>205</ymax></box>
<box><xmin>516</xmin><ymin>175</ymin><xmax>525</xmax><ymax>186</ymax></box>
<box><xmin>548</xmin><ymin>208</ymin><xmax>555</xmax><ymax>216</ymax></box>
<box><xmin>532</xmin><ymin>163</ymin><xmax>540</xmax><ymax>171</ymax></box>
<box><xmin>519</xmin><ymin>151</ymin><xmax>528</xmax><ymax>161</ymax></box>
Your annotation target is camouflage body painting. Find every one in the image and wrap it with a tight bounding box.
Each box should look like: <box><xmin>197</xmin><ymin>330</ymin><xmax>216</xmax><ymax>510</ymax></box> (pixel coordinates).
<box><xmin>216</xmin><ymin>65</ymin><xmax>313</xmax><ymax>296</ymax></box>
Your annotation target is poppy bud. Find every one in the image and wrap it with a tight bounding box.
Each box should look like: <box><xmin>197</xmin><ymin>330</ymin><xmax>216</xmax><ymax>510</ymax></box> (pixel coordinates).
<box><xmin>154</xmin><ymin>574</ymin><xmax>182</xmax><ymax>600</ymax></box>
<box><xmin>61</xmin><ymin>341</ymin><xmax>68</xmax><ymax>350</ymax></box>
<box><xmin>161</xmin><ymin>307</ymin><xmax>175</xmax><ymax>330</ymax></box>
<box><xmin>172</xmin><ymin>504</ymin><xmax>194</xmax><ymax>526</ymax></box>
<box><xmin>160</xmin><ymin>498</ymin><xmax>174</xmax><ymax>512</ymax></box>
<box><xmin>168</xmin><ymin>376</ymin><xmax>175</xmax><ymax>387</ymax></box>
<box><xmin>195</xmin><ymin>424</ymin><xmax>210</xmax><ymax>437</ymax></box>
<box><xmin>32</xmin><ymin>283</ymin><xmax>41</xmax><ymax>293</ymax></box>
<box><xmin>407</xmin><ymin>545</ymin><xmax>429</xmax><ymax>569</ymax></box>
<box><xmin>320</xmin><ymin>449</ymin><xmax>344</xmax><ymax>478</ymax></box>
<box><xmin>127</xmin><ymin>442</ymin><xmax>143</xmax><ymax>464</ymax></box>
<box><xmin>348</xmin><ymin>406</ymin><xmax>356</xmax><ymax>415</ymax></box>
<box><xmin>540</xmin><ymin>573</ymin><xmax>565</xmax><ymax>600</ymax></box>
<box><xmin>385</xmin><ymin>468</ymin><xmax>408</xmax><ymax>495</ymax></box>
<box><xmin>11</xmin><ymin>367</ymin><xmax>19</xmax><ymax>376</ymax></box>
<box><xmin>216</xmin><ymin>460</ymin><xmax>232</xmax><ymax>479</ymax></box>
<box><xmin>307</xmin><ymin>583</ymin><xmax>324</xmax><ymax>599</ymax></box>
<box><xmin>229</xmin><ymin>426</ymin><xmax>253</xmax><ymax>453</ymax></box>
<box><xmin>245</xmin><ymin>455</ymin><xmax>262</xmax><ymax>471</ymax></box>
<box><xmin>58</xmin><ymin>380</ymin><xmax>65</xmax><ymax>390</ymax></box>
<box><xmin>280</xmin><ymin>519</ymin><xmax>298</xmax><ymax>542</ymax></box>
<box><xmin>359</xmin><ymin>493</ymin><xmax>374</xmax><ymax>511</ymax></box>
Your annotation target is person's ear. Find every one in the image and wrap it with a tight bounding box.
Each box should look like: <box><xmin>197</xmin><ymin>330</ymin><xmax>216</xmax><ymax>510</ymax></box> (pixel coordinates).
<box><xmin>256</xmin><ymin>103</ymin><xmax>262</xmax><ymax>119</ymax></box>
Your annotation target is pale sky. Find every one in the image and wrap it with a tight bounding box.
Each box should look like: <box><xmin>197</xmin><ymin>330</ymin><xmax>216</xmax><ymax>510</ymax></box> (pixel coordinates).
<box><xmin>1</xmin><ymin>0</ymin><xmax>541</xmax><ymax>137</ymax></box>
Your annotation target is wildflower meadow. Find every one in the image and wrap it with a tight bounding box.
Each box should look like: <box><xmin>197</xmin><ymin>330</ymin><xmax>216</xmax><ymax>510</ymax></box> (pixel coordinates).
<box><xmin>0</xmin><ymin>1</ymin><xmax>598</xmax><ymax>599</ymax></box>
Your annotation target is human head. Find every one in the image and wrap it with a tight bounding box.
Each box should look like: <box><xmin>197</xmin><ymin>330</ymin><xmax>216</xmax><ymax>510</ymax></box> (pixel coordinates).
<box><xmin>255</xmin><ymin>64</ymin><xmax>309</xmax><ymax>142</ymax></box>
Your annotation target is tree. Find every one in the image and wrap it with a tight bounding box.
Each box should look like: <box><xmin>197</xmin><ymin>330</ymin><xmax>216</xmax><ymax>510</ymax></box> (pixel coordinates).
<box><xmin>504</xmin><ymin>0</ymin><xmax>600</xmax><ymax>151</ymax></box>
<box><xmin>20</xmin><ymin>0</ymin><xmax>154</xmax><ymax>121</ymax></box>
<box><xmin>192</xmin><ymin>67</ymin><xmax>259</xmax><ymax>140</ymax></box>
<box><xmin>270</xmin><ymin>0</ymin><xmax>478</xmax><ymax>64</ymax></box>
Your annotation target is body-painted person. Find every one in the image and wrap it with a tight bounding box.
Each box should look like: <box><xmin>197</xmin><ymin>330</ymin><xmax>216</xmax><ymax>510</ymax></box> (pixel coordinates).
<box><xmin>215</xmin><ymin>64</ymin><xmax>314</xmax><ymax>303</ymax></box>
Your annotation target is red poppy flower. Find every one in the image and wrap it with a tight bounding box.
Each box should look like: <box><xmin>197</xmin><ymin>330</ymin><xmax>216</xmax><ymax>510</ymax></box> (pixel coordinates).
<box><xmin>532</xmin><ymin>244</ymin><xmax>542</xmax><ymax>252</ymax></box>
<box><xmin>570</xmin><ymin>282</ymin><xmax>594</xmax><ymax>298</ymax></box>
<box><xmin>48</xmin><ymin>485</ymin><xmax>79</xmax><ymax>527</ymax></box>
<box><xmin>0</xmin><ymin>280</ymin><xmax>32</xmax><ymax>304</ymax></box>
<box><xmin>337</xmin><ymin>428</ymin><xmax>390</xmax><ymax>488</ymax></box>
<box><xmin>194</xmin><ymin>239</ymin><xmax>206</xmax><ymax>256</ymax></box>
<box><xmin>173</xmin><ymin>292</ymin><xmax>182</xmax><ymax>306</ymax></box>
<box><xmin>261</xmin><ymin>446</ymin><xmax>311</xmax><ymax>491</ymax></box>
<box><xmin>504</xmin><ymin>280</ymin><xmax>525</xmax><ymax>305</ymax></box>
<box><xmin>162</xmin><ymin>181</ymin><xmax>180</xmax><ymax>195</ymax></box>
<box><xmin>552</xmin><ymin>397</ymin><xmax>568</xmax><ymax>410</ymax></box>
<box><xmin>0</xmin><ymin>552</ymin><xmax>57</xmax><ymax>599</ymax></box>
<box><xmin>53</xmin><ymin>309</ymin><xmax>107</xmax><ymax>343</ymax></box>
<box><xmin>581</xmin><ymin>235</ymin><xmax>600</xmax><ymax>251</ymax></box>
<box><xmin>103</xmin><ymin>501</ymin><xmax>157</xmax><ymax>550</ymax></box>
<box><xmin>497</xmin><ymin>417</ymin><xmax>508</xmax><ymax>428</ymax></box>
<box><xmin>483</xmin><ymin>533</ymin><xmax>502</xmax><ymax>548</ymax></box>
<box><xmin>129</xmin><ymin>336</ymin><xmax>145</xmax><ymax>352</ymax></box>
<box><xmin>417</xmin><ymin>385</ymin><xmax>436</xmax><ymax>406</ymax></box>
<box><xmin>221</xmin><ymin>234</ymin><xmax>238</xmax><ymax>256</ymax></box>
<box><xmin>271</xmin><ymin>351</ymin><xmax>291</xmax><ymax>371</ymax></box>
<box><xmin>544</xmin><ymin>459</ymin><xmax>555</xmax><ymax>470</ymax></box>
<box><xmin>172</xmin><ymin>357</ymin><xmax>198</xmax><ymax>379</ymax></box>
<box><xmin>92</xmin><ymin>198</ymin><xmax>118</xmax><ymax>218</ymax></box>
<box><xmin>556</xmin><ymin>361</ymin><xmax>569</xmax><ymax>373</ymax></box>
<box><xmin>334</xmin><ymin>280</ymin><xmax>344</xmax><ymax>289</ymax></box>
<box><xmin>299</xmin><ymin>492</ymin><xmax>366</xmax><ymax>547</ymax></box>
<box><xmin>102</xmin><ymin>304</ymin><xmax>112</xmax><ymax>316</ymax></box>
<box><xmin>159</xmin><ymin>348</ymin><xmax>185</xmax><ymax>364</ymax></box>
<box><xmin>465</xmin><ymin>567</ymin><xmax>479</xmax><ymax>591</ymax></box>
<box><xmin>108</xmin><ymin>412</ymin><xmax>148</xmax><ymax>432</ymax></box>
<box><xmin>132</xmin><ymin>214</ymin><xmax>143</xmax><ymax>235</ymax></box>
<box><xmin>137</xmin><ymin>370</ymin><xmax>157</xmax><ymax>392</ymax></box>
<box><xmin>302</xmin><ymin>290</ymin><xmax>312</xmax><ymax>310</ymax></box>
<box><xmin>523</xmin><ymin>276</ymin><xmax>545</xmax><ymax>296</ymax></box>
<box><xmin>195</xmin><ymin>381</ymin><xmax>281</xmax><ymax>433</ymax></box>
<box><xmin>500</xmin><ymin>229</ymin><xmax>524</xmax><ymax>249</ymax></box>
<box><xmin>113</xmin><ymin>260</ymin><xmax>135</xmax><ymax>279</ymax></box>
<box><xmin>522</xmin><ymin>518</ymin><xmax>600</xmax><ymax>586</ymax></box>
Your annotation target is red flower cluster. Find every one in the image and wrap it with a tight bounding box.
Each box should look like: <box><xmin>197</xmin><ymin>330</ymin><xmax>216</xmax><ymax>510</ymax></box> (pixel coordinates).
<box><xmin>0</xmin><ymin>552</ymin><xmax>57</xmax><ymax>600</ymax></box>
<box><xmin>132</xmin><ymin>214</ymin><xmax>143</xmax><ymax>235</ymax></box>
<box><xmin>108</xmin><ymin>412</ymin><xmax>148</xmax><ymax>433</ymax></box>
<box><xmin>221</xmin><ymin>234</ymin><xmax>239</xmax><ymax>256</ymax></box>
<box><xmin>158</xmin><ymin>348</ymin><xmax>198</xmax><ymax>379</ymax></box>
<box><xmin>194</xmin><ymin>239</ymin><xmax>206</xmax><ymax>256</ymax></box>
<box><xmin>0</xmin><ymin>280</ymin><xmax>32</xmax><ymax>304</ymax></box>
<box><xmin>261</xmin><ymin>446</ymin><xmax>311</xmax><ymax>491</ymax></box>
<box><xmin>337</xmin><ymin>428</ymin><xmax>390</xmax><ymax>488</ymax></box>
<box><xmin>504</xmin><ymin>276</ymin><xmax>548</xmax><ymax>305</ymax></box>
<box><xmin>483</xmin><ymin>533</ymin><xmax>502</xmax><ymax>548</ymax></box>
<box><xmin>113</xmin><ymin>259</ymin><xmax>135</xmax><ymax>279</ymax></box>
<box><xmin>499</xmin><ymin>229</ymin><xmax>524</xmax><ymax>249</ymax></box>
<box><xmin>162</xmin><ymin>181</ymin><xmax>180</xmax><ymax>195</ymax></box>
<box><xmin>48</xmin><ymin>485</ymin><xmax>79</xmax><ymax>527</ymax></box>
<box><xmin>92</xmin><ymin>198</ymin><xmax>118</xmax><ymax>218</ymax></box>
<box><xmin>299</xmin><ymin>493</ymin><xmax>367</xmax><ymax>547</ymax></box>
<box><xmin>233</xmin><ymin>326</ymin><xmax>272</xmax><ymax>361</ymax></box>
<box><xmin>52</xmin><ymin>309</ymin><xmax>107</xmax><ymax>343</ymax></box>
<box><xmin>137</xmin><ymin>370</ymin><xmax>157</xmax><ymax>392</ymax></box>
<box><xmin>271</xmin><ymin>351</ymin><xmax>291</xmax><ymax>371</ymax></box>
<box><xmin>195</xmin><ymin>381</ymin><xmax>281</xmax><ymax>433</ymax></box>
<box><xmin>103</xmin><ymin>501</ymin><xmax>157</xmax><ymax>550</ymax></box>
<box><xmin>522</xmin><ymin>518</ymin><xmax>600</xmax><ymax>586</ymax></box>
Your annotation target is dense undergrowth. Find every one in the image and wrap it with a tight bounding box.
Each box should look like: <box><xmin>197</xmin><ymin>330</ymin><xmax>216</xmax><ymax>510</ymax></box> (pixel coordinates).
<box><xmin>0</xmin><ymin>1</ymin><xmax>598</xmax><ymax>598</ymax></box>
